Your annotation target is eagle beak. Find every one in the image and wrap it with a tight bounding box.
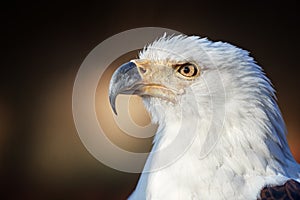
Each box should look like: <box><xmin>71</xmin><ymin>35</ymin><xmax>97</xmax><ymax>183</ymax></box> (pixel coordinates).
<box><xmin>109</xmin><ymin>61</ymin><xmax>178</xmax><ymax>115</ymax></box>
<box><xmin>109</xmin><ymin>62</ymin><xmax>143</xmax><ymax>115</ymax></box>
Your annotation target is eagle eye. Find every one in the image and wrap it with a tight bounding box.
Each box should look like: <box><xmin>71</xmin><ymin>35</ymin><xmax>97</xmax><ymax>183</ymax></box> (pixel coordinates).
<box><xmin>177</xmin><ymin>63</ymin><xmax>199</xmax><ymax>79</ymax></box>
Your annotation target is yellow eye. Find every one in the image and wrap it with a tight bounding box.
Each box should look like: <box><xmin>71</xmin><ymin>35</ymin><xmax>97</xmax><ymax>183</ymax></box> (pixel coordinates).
<box><xmin>177</xmin><ymin>63</ymin><xmax>199</xmax><ymax>78</ymax></box>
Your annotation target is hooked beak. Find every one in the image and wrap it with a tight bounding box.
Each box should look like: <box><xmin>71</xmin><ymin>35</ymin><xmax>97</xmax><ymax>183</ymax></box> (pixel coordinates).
<box><xmin>109</xmin><ymin>61</ymin><xmax>178</xmax><ymax>115</ymax></box>
<box><xmin>108</xmin><ymin>62</ymin><xmax>143</xmax><ymax>115</ymax></box>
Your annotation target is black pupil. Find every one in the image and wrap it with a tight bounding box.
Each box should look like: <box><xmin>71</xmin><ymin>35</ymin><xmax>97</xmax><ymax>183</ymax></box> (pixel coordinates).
<box><xmin>183</xmin><ymin>66</ymin><xmax>190</xmax><ymax>74</ymax></box>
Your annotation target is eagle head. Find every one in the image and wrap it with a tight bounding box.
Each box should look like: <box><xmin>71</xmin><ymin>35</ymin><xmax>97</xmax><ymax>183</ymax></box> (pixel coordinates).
<box><xmin>109</xmin><ymin>35</ymin><xmax>257</xmax><ymax>128</ymax></box>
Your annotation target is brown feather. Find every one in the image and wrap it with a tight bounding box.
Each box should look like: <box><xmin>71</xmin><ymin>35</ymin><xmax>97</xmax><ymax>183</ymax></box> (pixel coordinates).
<box><xmin>259</xmin><ymin>179</ymin><xmax>300</xmax><ymax>200</ymax></box>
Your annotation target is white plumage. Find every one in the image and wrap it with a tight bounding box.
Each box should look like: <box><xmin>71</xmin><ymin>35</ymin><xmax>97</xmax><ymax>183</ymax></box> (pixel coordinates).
<box><xmin>109</xmin><ymin>34</ymin><xmax>300</xmax><ymax>200</ymax></box>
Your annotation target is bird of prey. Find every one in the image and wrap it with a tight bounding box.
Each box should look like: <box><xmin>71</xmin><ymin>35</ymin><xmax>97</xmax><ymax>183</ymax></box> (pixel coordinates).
<box><xmin>109</xmin><ymin>34</ymin><xmax>300</xmax><ymax>199</ymax></box>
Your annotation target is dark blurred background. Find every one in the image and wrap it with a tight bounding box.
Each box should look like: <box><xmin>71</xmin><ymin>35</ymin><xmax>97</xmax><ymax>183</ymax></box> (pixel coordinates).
<box><xmin>1</xmin><ymin>1</ymin><xmax>299</xmax><ymax>199</ymax></box>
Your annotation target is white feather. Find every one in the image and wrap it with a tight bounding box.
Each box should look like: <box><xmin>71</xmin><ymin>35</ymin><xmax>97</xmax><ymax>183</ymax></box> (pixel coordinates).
<box><xmin>129</xmin><ymin>35</ymin><xmax>300</xmax><ymax>200</ymax></box>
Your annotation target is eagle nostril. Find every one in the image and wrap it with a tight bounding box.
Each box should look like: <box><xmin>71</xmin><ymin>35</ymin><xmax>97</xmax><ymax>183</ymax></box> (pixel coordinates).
<box><xmin>138</xmin><ymin>67</ymin><xmax>147</xmax><ymax>74</ymax></box>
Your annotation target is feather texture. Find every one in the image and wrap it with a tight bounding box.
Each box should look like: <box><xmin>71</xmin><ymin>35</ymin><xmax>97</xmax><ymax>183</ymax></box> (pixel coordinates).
<box><xmin>125</xmin><ymin>35</ymin><xmax>300</xmax><ymax>200</ymax></box>
<box><xmin>260</xmin><ymin>179</ymin><xmax>300</xmax><ymax>200</ymax></box>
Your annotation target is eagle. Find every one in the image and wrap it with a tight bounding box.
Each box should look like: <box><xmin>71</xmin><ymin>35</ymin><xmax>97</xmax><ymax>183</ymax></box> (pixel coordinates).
<box><xmin>108</xmin><ymin>34</ymin><xmax>300</xmax><ymax>199</ymax></box>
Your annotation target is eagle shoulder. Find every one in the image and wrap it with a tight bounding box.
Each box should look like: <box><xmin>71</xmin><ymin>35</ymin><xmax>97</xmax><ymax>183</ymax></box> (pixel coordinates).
<box><xmin>259</xmin><ymin>179</ymin><xmax>300</xmax><ymax>200</ymax></box>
